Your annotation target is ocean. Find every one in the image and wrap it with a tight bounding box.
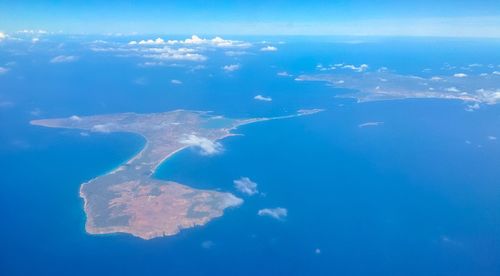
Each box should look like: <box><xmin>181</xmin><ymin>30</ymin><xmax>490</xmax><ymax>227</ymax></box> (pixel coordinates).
<box><xmin>0</xmin><ymin>36</ymin><xmax>499</xmax><ymax>275</ymax></box>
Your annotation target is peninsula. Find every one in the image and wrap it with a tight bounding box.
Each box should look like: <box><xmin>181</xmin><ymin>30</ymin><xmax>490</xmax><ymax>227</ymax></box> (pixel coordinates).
<box><xmin>31</xmin><ymin>109</ymin><xmax>321</xmax><ymax>240</ymax></box>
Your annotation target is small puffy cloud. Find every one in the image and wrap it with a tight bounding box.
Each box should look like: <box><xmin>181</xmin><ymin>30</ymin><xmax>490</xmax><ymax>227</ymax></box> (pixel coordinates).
<box><xmin>453</xmin><ymin>73</ymin><xmax>468</xmax><ymax>78</ymax></box>
<box><xmin>254</xmin><ymin>95</ymin><xmax>272</xmax><ymax>102</ymax></box>
<box><xmin>180</xmin><ymin>134</ymin><xmax>222</xmax><ymax>155</ymax></box>
<box><xmin>196</xmin><ymin>35</ymin><xmax>250</xmax><ymax>47</ymax></box>
<box><xmin>166</xmin><ymin>35</ymin><xmax>250</xmax><ymax>48</ymax></box>
<box><xmin>260</xmin><ymin>45</ymin><xmax>278</xmax><ymax>52</ymax></box>
<box><xmin>493</xmin><ymin>71</ymin><xmax>500</xmax><ymax>75</ymax></box>
<box><xmin>223</xmin><ymin>64</ymin><xmax>240</xmax><ymax>72</ymax></box>
<box><xmin>0</xmin><ymin>32</ymin><xmax>7</xmax><ymax>40</ymax></box>
<box><xmin>488</xmin><ymin>136</ymin><xmax>497</xmax><ymax>140</ymax></box>
<box><xmin>430</xmin><ymin>76</ymin><xmax>443</xmax><ymax>81</ymax></box>
<box><xmin>445</xmin><ymin>87</ymin><xmax>460</xmax><ymax>92</ymax></box>
<box><xmin>184</xmin><ymin>35</ymin><xmax>205</xmax><ymax>44</ymax></box>
<box><xmin>50</xmin><ymin>55</ymin><xmax>79</xmax><ymax>63</ymax></box>
<box><xmin>343</xmin><ymin>64</ymin><xmax>368</xmax><ymax>72</ymax></box>
<box><xmin>70</xmin><ymin>115</ymin><xmax>82</xmax><ymax>121</ymax></box>
<box><xmin>233</xmin><ymin>177</ymin><xmax>259</xmax><ymax>195</ymax></box>
<box><xmin>465</xmin><ymin>103</ymin><xmax>480</xmax><ymax>112</ymax></box>
<box><xmin>171</xmin><ymin>79</ymin><xmax>183</xmax><ymax>85</ymax></box>
<box><xmin>277</xmin><ymin>71</ymin><xmax>291</xmax><ymax>77</ymax></box>
<box><xmin>258</xmin><ymin>207</ymin><xmax>288</xmax><ymax>220</ymax></box>
<box><xmin>358</xmin><ymin>121</ymin><xmax>384</xmax><ymax>128</ymax></box>
<box><xmin>91</xmin><ymin>124</ymin><xmax>112</xmax><ymax>133</ymax></box>
<box><xmin>0</xmin><ymin>67</ymin><xmax>9</xmax><ymax>74</ymax></box>
<box><xmin>137</xmin><ymin>38</ymin><xmax>165</xmax><ymax>45</ymax></box>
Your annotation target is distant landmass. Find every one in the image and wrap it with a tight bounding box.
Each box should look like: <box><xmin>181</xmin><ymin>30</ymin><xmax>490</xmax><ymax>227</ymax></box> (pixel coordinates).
<box><xmin>31</xmin><ymin>109</ymin><xmax>321</xmax><ymax>240</ymax></box>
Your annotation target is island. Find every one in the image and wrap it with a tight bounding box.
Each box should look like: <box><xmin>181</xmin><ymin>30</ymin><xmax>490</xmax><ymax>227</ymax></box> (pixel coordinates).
<box><xmin>31</xmin><ymin>109</ymin><xmax>322</xmax><ymax>240</ymax></box>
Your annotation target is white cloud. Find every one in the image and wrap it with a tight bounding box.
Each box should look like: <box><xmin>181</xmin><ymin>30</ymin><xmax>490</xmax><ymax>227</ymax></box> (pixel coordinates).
<box><xmin>0</xmin><ymin>32</ymin><xmax>6</xmax><ymax>40</ymax></box>
<box><xmin>233</xmin><ymin>177</ymin><xmax>259</xmax><ymax>196</ymax></box>
<box><xmin>225</xmin><ymin>50</ymin><xmax>249</xmax><ymax>56</ymax></box>
<box><xmin>95</xmin><ymin>35</ymin><xmax>251</xmax><ymax>64</ymax></box>
<box><xmin>223</xmin><ymin>64</ymin><xmax>240</xmax><ymax>72</ymax></box>
<box><xmin>343</xmin><ymin>64</ymin><xmax>369</xmax><ymax>72</ymax></box>
<box><xmin>50</xmin><ymin>55</ymin><xmax>79</xmax><ymax>63</ymax></box>
<box><xmin>143</xmin><ymin>47</ymin><xmax>207</xmax><ymax>62</ymax></box>
<box><xmin>258</xmin><ymin>207</ymin><xmax>288</xmax><ymax>220</ymax></box>
<box><xmin>0</xmin><ymin>67</ymin><xmax>9</xmax><ymax>74</ymax></box>
<box><xmin>277</xmin><ymin>71</ymin><xmax>291</xmax><ymax>77</ymax></box>
<box><xmin>17</xmin><ymin>29</ymin><xmax>47</xmax><ymax>34</ymax></box>
<box><xmin>171</xmin><ymin>79</ymin><xmax>183</xmax><ymax>85</ymax></box>
<box><xmin>358</xmin><ymin>121</ymin><xmax>384</xmax><ymax>128</ymax></box>
<box><xmin>91</xmin><ymin>124</ymin><xmax>113</xmax><ymax>133</ymax></box>
<box><xmin>180</xmin><ymin>134</ymin><xmax>222</xmax><ymax>155</ymax></box>
<box><xmin>465</xmin><ymin>103</ymin><xmax>480</xmax><ymax>112</ymax></box>
<box><xmin>182</xmin><ymin>35</ymin><xmax>205</xmax><ymax>44</ymax></box>
<box><xmin>211</xmin><ymin>36</ymin><xmax>249</xmax><ymax>47</ymax></box>
<box><xmin>445</xmin><ymin>87</ymin><xmax>460</xmax><ymax>92</ymax></box>
<box><xmin>165</xmin><ymin>35</ymin><xmax>251</xmax><ymax>48</ymax></box>
<box><xmin>493</xmin><ymin>71</ymin><xmax>500</xmax><ymax>75</ymax></box>
<box><xmin>254</xmin><ymin>95</ymin><xmax>272</xmax><ymax>102</ymax></box>
<box><xmin>453</xmin><ymin>73</ymin><xmax>468</xmax><ymax>78</ymax></box>
<box><xmin>430</xmin><ymin>76</ymin><xmax>443</xmax><ymax>81</ymax></box>
<box><xmin>488</xmin><ymin>136</ymin><xmax>497</xmax><ymax>140</ymax></box>
<box><xmin>70</xmin><ymin>115</ymin><xmax>82</xmax><ymax>121</ymax></box>
<box><xmin>260</xmin><ymin>45</ymin><xmax>278</xmax><ymax>52</ymax></box>
<box><xmin>137</xmin><ymin>38</ymin><xmax>165</xmax><ymax>45</ymax></box>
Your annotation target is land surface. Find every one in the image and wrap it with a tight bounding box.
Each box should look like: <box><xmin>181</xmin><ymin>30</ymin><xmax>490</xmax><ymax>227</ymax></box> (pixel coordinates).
<box><xmin>31</xmin><ymin>109</ymin><xmax>321</xmax><ymax>240</ymax></box>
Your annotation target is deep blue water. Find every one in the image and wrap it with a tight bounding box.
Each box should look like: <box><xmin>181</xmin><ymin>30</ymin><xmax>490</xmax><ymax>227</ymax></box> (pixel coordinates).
<box><xmin>1</xmin><ymin>36</ymin><xmax>499</xmax><ymax>275</ymax></box>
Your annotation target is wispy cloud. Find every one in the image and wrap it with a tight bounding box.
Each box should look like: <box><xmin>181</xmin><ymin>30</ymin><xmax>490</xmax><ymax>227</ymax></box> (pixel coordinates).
<box><xmin>223</xmin><ymin>64</ymin><xmax>240</xmax><ymax>72</ymax></box>
<box><xmin>254</xmin><ymin>95</ymin><xmax>272</xmax><ymax>102</ymax></box>
<box><xmin>0</xmin><ymin>67</ymin><xmax>9</xmax><ymax>74</ymax></box>
<box><xmin>359</xmin><ymin>121</ymin><xmax>384</xmax><ymax>128</ymax></box>
<box><xmin>258</xmin><ymin>207</ymin><xmax>288</xmax><ymax>220</ymax></box>
<box><xmin>260</xmin><ymin>45</ymin><xmax>277</xmax><ymax>52</ymax></box>
<box><xmin>50</xmin><ymin>55</ymin><xmax>79</xmax><ymax>63</ymax></box>
<box><xmin>233</xmin><ymin>177</ymin><xmax>259</xmax><ymax>196</ymax></box>
<box><xmin>277</xmin><ymin>71</ymin><xmax>292</xmax><ymax>77</ymax></box>
<box><xmin>0</xmin><ymin>101</ymin><xmax>14</xmax><ymax>108</ymax></box>
<box><xmin>453</xmin><ymin>73</ymin><xmax>468</xmax><ymax>78</ymax></box>
<box><xmin>180</xmin><ymin>134</ymin><xmax>222</xmax><ymax>155</ymax></box>
<box><xmin>0</xmin><ymin>32</ymin><xmax>6</xmax><ymax>41</ymax></box>
<box><xmin>171</xmin><ymin>79</ymin><xmax>183</xmax><ymax>85</ymax></box>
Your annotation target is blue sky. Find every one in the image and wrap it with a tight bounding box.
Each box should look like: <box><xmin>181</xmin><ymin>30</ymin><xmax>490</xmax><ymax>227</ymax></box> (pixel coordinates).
<box><xmin>1</xmin><ymin>0</ymin><xmax>499</xmax><ymax>37</ymax></box>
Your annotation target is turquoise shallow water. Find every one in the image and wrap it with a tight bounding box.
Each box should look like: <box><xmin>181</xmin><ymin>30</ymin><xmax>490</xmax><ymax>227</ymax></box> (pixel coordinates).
<box><xmin>1</xmin><ymin>36</ymin><xmax>499</xmax><ymax>275</ymax></box>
